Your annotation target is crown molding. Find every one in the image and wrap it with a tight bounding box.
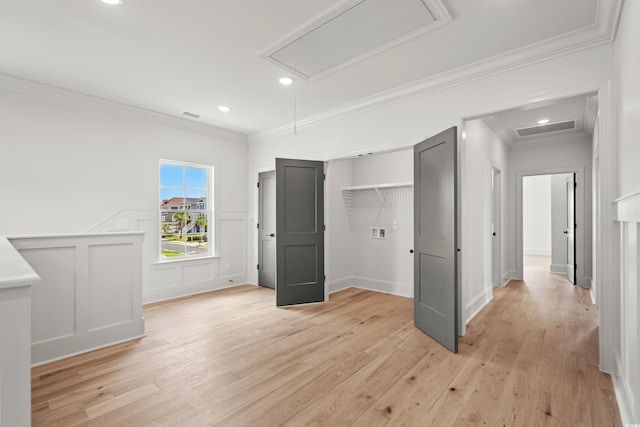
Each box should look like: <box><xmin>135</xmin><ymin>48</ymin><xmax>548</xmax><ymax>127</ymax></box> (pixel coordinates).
<box><xmin>0</xmin><ymin>73</ymin><xmax>248</xmax><ymax>144</ymax></box>
<box><xmin>509</xmin><ymin>131</ymin><xmax>591</xmax><ymax>149</ymax></box>
<box><xmin>481</xmin><ymin>116</ymin><xmax>514</xmax><ymax>146</ymax></box>
<box><xmin>249</xmin><ymin>13</ymin><xmax>618</xmax><ymax>144</ymax></box>
<box><xmin>596</xmin><ymin>0</ymin><xmax>625</xmax><ymax>41</ymax></box>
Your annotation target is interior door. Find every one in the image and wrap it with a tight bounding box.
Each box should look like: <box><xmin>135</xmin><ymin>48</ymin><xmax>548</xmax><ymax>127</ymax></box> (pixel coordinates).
<box><xmin>414</xmin><ymin>127</ymin><xmax>458</xmax><ymax>353</ymax></box>
<box><xmin>566</xmin><ymin>173</ymin><xmax>577</xmax><ymax>285</ymax></box>
<box><xmin>258</xmin><ymin>170</ymin><xmax>276</xmax><ymax>289</ymax></box>
<box><xmin>491</xmin><ymin>167</ymin><xmax>501</xmax><ymax>287</ymax></box>
<box><xmin>275</xmin><ymin>158</ymin><xmax>325</xmax><ymax>306</ymax></box>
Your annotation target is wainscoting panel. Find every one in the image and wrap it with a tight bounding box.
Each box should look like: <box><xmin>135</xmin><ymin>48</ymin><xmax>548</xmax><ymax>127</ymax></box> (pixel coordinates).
<box><xmin>613</xmin><ymin>191</ymin><xmax>640</xmax><ymax>423</ymax></box>
<box><xmin>9</xmin><ymin>232</ymin><xmax>145</xmax><ymax>366</ymax></box>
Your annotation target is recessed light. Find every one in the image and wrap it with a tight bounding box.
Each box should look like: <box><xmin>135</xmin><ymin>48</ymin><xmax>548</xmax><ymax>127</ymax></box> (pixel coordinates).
<box><xmin>537</xmin><ymin>119</ymin><xmax>550</xmax><ymax>124</ymax></box>
<box><xmin>101</xmin><ymin>0</ymin><xmax>123</xmax><ymax>5</ymax></box>
<box><xmin>279</xmin><ymin>77</ymin><xmax>294</xmax><ymax>86</ymax></box>
<box><xmin>218</xmin><ymin>105</ymin><xmax>231</xmax><ymax>113</ymax></box>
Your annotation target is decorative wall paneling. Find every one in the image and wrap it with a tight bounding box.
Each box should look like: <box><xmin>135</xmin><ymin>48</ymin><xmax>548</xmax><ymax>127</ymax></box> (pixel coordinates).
<box><xmin>0</xmin><ymin>237</ymin><xmax>39</xmax><ymax>426</ymax></box>
<box><xmin>8</xmin><ymin>232</ymin><xmax>145</xmax><ymax>366</ymax></box>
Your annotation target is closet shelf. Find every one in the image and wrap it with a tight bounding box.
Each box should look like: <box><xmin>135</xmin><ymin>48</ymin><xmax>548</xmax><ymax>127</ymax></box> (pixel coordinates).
<box><xmin>340</xmin><ymin>182</ymin><xmax>413</xmax><ymax>192</ymax></box>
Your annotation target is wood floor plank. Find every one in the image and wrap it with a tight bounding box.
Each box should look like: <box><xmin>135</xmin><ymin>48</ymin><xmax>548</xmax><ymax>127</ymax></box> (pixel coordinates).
<box><xmin>32</xmin><ymin>256</ymin><xmax>622</xmax><ymax>426</ymax></box>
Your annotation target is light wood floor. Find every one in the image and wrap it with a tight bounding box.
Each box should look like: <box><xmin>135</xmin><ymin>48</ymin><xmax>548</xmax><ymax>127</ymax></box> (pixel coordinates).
<box><xmin>32</xmin><ymin>255</ymin><xmax>621</xmax><ymax>426</ymax></box>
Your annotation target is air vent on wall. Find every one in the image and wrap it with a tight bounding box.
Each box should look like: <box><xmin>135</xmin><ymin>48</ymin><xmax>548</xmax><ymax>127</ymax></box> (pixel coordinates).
<box><xmin>516</xmin><ymin>120</ymin><xmax>576</xmax><ymax>137</ymax></box>
<box><xmin>260</xmin><ymin>0</ymin><xmax>451</xmax><ymax>80</ymax></box>
<box><xmin>182</xmin><ymin>111</ymin><xmax>201</xmax><ymax>119</ymax></box>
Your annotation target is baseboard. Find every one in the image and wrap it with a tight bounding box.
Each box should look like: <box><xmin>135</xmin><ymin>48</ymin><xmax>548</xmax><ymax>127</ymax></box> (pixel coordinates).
<box><xmin>523</xmin><ymin>249</ymin><xmax>551</xmax><ymax>256</ymax></box>
<box><xmin>502</xmin><ymin>270</ymin><xmax>516</xmax><ymax>286</ymax></box>
<box><xmin>32</xmin><ymin>319</ymin><xmax>145</xmax><ymax>366</ymax></box>
<box><xmin>465</xmin><ymin>287</ymin><xmax>493</xmax><ymax>323</ymax></box>
<box><xmin>328</xmin><ymin>276</ymin><xmax>356</xmax><ymax>294</ymax></box>
<box><xmin>349</xmin><ymin>276</ymin><xmax>413</xmax><ymax>298</ymax></box>
<box><xmin>611</xmin><ymin>369</ymin><xmax>635</xmax><ymax>424</ymax></box>
<box><xmin>550</xmin><ymin>264</ymin><xmax>567</xmax><ymax>274</ymax></box>
<box><xmin>143</xmin><ymin>276</ymin><xmax>247</xmax><ymax>304</ymax></box>
<box><xmin>589</xmin><ymin>284</ymin><xmax>597</xmax><ymax>306</ymax></box>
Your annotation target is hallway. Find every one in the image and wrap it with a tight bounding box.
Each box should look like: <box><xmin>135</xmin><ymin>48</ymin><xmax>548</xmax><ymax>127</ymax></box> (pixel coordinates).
<box><xmin>464</xmin><ymin>254</ymin><xmax>621</xmax><ymax>425</ymax></box>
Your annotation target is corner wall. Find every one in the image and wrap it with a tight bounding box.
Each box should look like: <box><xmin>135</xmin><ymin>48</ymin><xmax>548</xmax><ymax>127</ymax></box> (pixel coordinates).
<box><xmin>611</xmin><ymin>0</ymin><xmax>640</xmax><ymax>422</ymax></box>
<box><xmin>0</xmin><ymin>77</ymin><xmax>249</xmax><ymax>303</ymax></box>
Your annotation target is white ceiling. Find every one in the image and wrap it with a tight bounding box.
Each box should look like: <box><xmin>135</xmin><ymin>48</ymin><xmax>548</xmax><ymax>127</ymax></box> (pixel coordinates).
<box><xmin>481</xmin><ymin>93</ymin><xmax>599</xmax><ymax>146</ymax></box>
<box><xmin>0</xmin><ymin>0</ymin><xmax>618</xmax><ymax>136</ymax></box>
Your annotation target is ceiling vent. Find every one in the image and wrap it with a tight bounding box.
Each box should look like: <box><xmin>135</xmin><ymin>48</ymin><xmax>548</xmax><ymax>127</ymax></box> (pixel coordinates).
<box><xmin>182</xmin><ymin>111</ymin><xmax>201</xmax><ymax>119</ymax></box>
<box><xmin>260</xmin><ymin>0</ymin><xmax>451</xmax><ymax>80</ymax></box>
<box><xmin>516</xmin><ymin>120</ymin><xmax>576</xmax><ymax>137</ymax></box>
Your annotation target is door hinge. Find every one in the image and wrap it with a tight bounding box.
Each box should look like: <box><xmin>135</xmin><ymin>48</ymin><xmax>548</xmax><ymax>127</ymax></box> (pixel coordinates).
<box><xmin>257</xmin><ymin>182</ymin><xmax>260</xmax><ymax>188</ymax></box>
<box><xmin>257</xmin><ymin>264</ymin><xmax>259</xmax><ymax>270</ymax></box>
<box><xmin>324</xmin><ymin>275</ymin><xmax>326</xmax><ymax>282</ymax></box>
<box><xmin>257</xmin><ymin>223</ymin><xmax>259</xmax><ymax>229</ymax></box>
<box><xmin>324</xmin><ymin>224</ymin><xmax>326</xmax><ymax>231</ymax></box>
<box><xmin>323</xmin><ymin>174</ymin><xmax>326</xmax><ymax>180</ymax></box>
<box><xmin>574</xmin><ymin>182</ymin><xmax>577</xmax><ymax>188</ymax></box>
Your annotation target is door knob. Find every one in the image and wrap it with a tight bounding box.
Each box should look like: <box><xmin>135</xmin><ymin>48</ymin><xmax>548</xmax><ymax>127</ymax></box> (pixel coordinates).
<box><xmin>269</xmin><ymin>233</ymin><xmax>275</xmax><ymax>237</ymax></box>
<box><xmin>563</xmin><ymin>230</ymin><xmax>568</xmax><ymax>234</ymax></box>
<box><xmin>492</xmin><ymin>232</ymin><xmax>496</xmax><ymax>236</ymax></box>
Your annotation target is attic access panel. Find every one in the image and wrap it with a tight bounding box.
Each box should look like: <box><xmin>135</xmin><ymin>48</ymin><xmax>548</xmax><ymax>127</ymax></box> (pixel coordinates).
<box><xmin>261</xmin><ymin>0</ymin><xmax>451</xmax><ymax>80</ymax></box>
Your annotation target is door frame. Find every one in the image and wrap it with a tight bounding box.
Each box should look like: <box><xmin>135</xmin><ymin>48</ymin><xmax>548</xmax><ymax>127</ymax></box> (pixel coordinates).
<box><xmin>516</xmin><ymin>167</ymin><xmax>586</xmax><ymax>286</ymax></box>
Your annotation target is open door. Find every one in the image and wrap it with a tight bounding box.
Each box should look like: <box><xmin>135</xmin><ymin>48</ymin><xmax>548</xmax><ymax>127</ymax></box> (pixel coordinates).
<box><xmin>258</xmin><ymin>170</ymin><xmax>276</xmax><ymax>289</ymax></box>
<box><xmin>414</xmin><ymin>127</ymin><xmax>458</xmax><ymax>353</ymax></box>
<box><xmin>566</xmin><ymin>173</ymin><xmax>577</xmax><ymax>285</ymax></box>
<box><xmin>491</xmin><ymin>167</ymin><xmax>501</xmax><ymax>287</ymax></box>
<box><xmin>275</xmin><ymin>158</ymin><xmax>325</xmax><ymax>306</ymax></box>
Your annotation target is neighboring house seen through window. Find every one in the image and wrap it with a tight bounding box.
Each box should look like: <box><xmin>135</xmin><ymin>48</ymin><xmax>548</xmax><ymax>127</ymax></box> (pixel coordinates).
<box><xmin>160</xmin><ymin>160</ymin><xmax>213</xmax><ymax>260</ymax></box>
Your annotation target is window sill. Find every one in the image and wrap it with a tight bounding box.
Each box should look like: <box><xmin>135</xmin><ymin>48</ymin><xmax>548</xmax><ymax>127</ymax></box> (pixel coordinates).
<box><xmin>152</xmin><ymin>255</ymin><xmax>220</xmax><ymax>266</ymax></box>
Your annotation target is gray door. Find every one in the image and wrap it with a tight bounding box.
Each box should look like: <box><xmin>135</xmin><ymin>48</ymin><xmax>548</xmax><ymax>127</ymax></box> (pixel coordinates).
<box><xmin>414</xmin><ymin>127</ymin><xmax>458</xmax><ymax>353</ymax></box>
<box><xmin>258</xmin><ymin>170</ymin><xmax>276</xmax><ymax>289</ymax></box>
<box><xmin>276</xmin><ymin>158</ymin><xmax>325</xmax><ymax>306</ymax></box>
<box><xmin>566</xmin><ymin>173</ymin><xmax>577</xmax><ymax>285</ymax></box>
<box><xmin>491</xmin><ymin>167</ymin><xmax>501</xmax><ymax>287</ymax></box>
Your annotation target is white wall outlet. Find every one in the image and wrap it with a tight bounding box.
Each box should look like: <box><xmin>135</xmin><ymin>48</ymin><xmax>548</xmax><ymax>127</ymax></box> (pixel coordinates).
<box><xmin>378</xmin><ymin>228</ymin><xmax>387</xmax><ymax>239</ymax></box>
<box><xmin>392</xmin><ymin>220</ymin><xmax>398</xmax><ymax>229</ymax></box>
<box><xmin>371</xmin><ymin>227</ymin><xmax>379</xmax><ymax>238</ymax></box>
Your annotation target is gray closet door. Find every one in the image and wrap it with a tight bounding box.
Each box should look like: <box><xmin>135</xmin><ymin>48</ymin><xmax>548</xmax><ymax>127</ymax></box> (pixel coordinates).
<box><xmin>258</xmin><ymin>170</ymin><xmax>276</xmax><ymax>289</ymax></box>
<box><xmin>566</xmin><ymin>173</ymin><xmax>577</xmax><ymax>285</ymax></box>
<box><xmin>276</xmin><ymin>158</ymin><xmax>325</xmax><ymax>306</ymax></box>
<box><xmin>414</xmin><ymin>127</ymin><xmax>458</xmax><ymax>353</ymax></box>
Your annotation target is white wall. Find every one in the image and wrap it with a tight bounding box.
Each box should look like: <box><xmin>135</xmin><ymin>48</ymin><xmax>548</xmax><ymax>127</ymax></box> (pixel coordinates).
<box><xmin>326</xmin><ymin>150</ymin><xmax>414</xmax><ymax>297</ymax></box>
<box><xmin>611</xmin><ymin>1</ymin><xmax>640</xmax><ymax>423</ymax></box>
<box><xmin>325</xmin><ymin>159</ymin><xmax>355</xmax><ymax>293</ymax></box>
<box><xmin>0</xmin><ymin>77</ymin><xmax>249</xmax><ymax>303</ymax></box>
<box><xmin>461</xmin><ymin>119</ymin><xmax>508</xmax><ymax>324</ymax></box>
<box><xmin>351</xmin><ymin>150</ymin><xmax>414</xmax><ymax>297</ymax></box>
<box><xmin>523</xmin><ymin>175</ymin><xmax>552</xmax><ymax>256</ymax></box>
<box><xmin>508</xmin><ymin>137</ymin><xmax>593</xmax><ymax>287</ymax></box>
<box><xmin>248</xmin><ymin>45</ymin><xmax>613</xmax><ymax>332</ymax></box>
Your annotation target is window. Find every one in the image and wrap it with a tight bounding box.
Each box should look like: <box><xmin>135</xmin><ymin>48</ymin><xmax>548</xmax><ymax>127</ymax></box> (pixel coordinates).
<box><xmin>159</xmin><ymin>160</ymin><xmax>213</xmax><ymax>260</ymax></box>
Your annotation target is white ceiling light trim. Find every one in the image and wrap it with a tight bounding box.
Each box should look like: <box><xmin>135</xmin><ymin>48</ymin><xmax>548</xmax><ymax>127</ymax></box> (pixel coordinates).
<box><xmin>101</xmin><ymin>0</ymin><xmax>123</xmax><ymax>5</ymax></box>
<box><xmin>259</xmin><ymin>0</ymin><xmax>452</xmax><ymax>81</ymax></box>
<box><xmin>279</xmin><ymin>77</ymin><xmax>294</xmax><ymax>86</ymax></box>
<box><xmin>218</xmin><ymin>105</ymin><xmax>231</xmax><ymax>113</ymax></box>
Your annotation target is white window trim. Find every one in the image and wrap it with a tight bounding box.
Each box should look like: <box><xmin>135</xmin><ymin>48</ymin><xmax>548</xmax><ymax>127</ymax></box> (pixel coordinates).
<box><xmin>158</xmin><ymin>159</ymin><xmax>215</xmax><ymax>263</ymax></box>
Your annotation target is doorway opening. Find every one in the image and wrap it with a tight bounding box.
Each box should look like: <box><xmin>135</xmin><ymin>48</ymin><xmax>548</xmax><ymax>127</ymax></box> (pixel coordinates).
<box><xmin>522</xmin><ymin>173</ymin><xmax>577</xmax><ymax>285</ymax></box>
